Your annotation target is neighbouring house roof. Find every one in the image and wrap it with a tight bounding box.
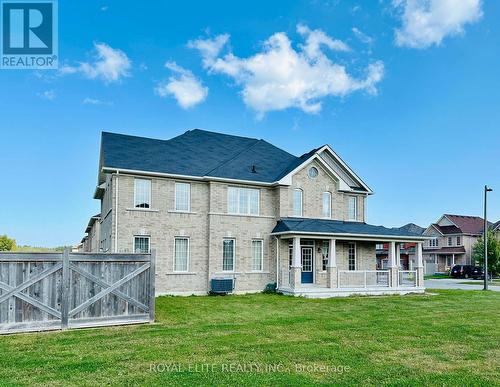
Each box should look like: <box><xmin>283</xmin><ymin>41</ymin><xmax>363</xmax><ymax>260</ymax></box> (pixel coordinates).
<box><xmin>491</xmin><ymin>220</ymin><xmax>500</xmax><ymax>231</ymax></box>
<box><xmin>422</xmin><ymin>246</ymin><xmax>466</xmax><ymax>255</ymax></box>
<box><xmin>443</xmin><ymin>214</ymin><xmax>487</xmax><ymax>235</ymax></box>
<box><xmin>98</xmin><ymin>130</ymin><xmax>370</xmax><ymax>191</ymax></box>
<box><xmin>398</xmin><ymin>223</ymin><xmax>425</xmax><ymax>235</ymax></box>
<box><xmin>432</xmin><ymin>224</ymin><xmax>462</xmax><ymax>235</ymax></box>
<box><xmin>271</xmin><ymin>218</ymin><xmax>426</xmax><ymax>240</ymax></box>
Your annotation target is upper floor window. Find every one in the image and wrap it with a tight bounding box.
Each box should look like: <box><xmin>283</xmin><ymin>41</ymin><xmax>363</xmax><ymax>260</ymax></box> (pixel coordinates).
<box><xmin>348</xmin><ymin>242</ymin><xmax>356</xmax><ymax>270</ymax></box>
<box><xmin>322</xmin><ymin>192</ymin><xmax>332</xmax><ymax>218</ymax></box>
<box><xmin>456</xmin><ymin>236</ymin><xmax>461</xmax><ymax>246</ymax></box>
<box><xmin>429</xmin><ymin>238</ymin><xmax>439</xmax><ymax>247</ymax></box>
<box><xmin>348</xmin><ymin>196</ymin><xmax>357</xmax><ymax>221</ymax></box>
<box><xmin>222</xmin><ymin>238</ymin><xmax>235</xmax><ymax>271</ymax></box>
<box><xmin>174</xmin><ymin>237</ymin><xmax>189</xmax><ymax>272</ymax></box>
<box><xmin>175</xmin><ymin>182</ymin><xmax>191</xmax><ymax>212</ymax></box>
<box><xmin>251</xmin><ymin>240</ymin><xmax>263</xmax><ymax>271</ymax></box>
<box><xmin>447</xmin><ymin>237</ymin><xmax>453</xmax><ymax>246</ymax></box>
<box><xmin>376</xmin><ymin>243</ymin><xmax>384</xmax><ymax>250</ymax></box>
<box><xmin>293</xmin><ymin>189</ymin><xmax>303</xmax><ymax>217</ymax></box>
<box><xmin>134</xmin><ymin>179</ymin><xmax>151</xmax><ymax>209</ymax></box>
<box><xmin>134</xmin><ymin>236</ymin><xmax>150</xmax><ymax>253</ymax></box>
<box><xmin>228</xmin><ymin>187</ymin><xmax>259</xmax><ymax>215</ymax></box>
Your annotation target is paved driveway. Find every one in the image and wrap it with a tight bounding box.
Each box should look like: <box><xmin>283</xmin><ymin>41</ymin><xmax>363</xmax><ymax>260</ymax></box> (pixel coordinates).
<box><xmin>425</xmin><ymin>278</ymin><xmax>500</xmax><ymax>292</ymax></box>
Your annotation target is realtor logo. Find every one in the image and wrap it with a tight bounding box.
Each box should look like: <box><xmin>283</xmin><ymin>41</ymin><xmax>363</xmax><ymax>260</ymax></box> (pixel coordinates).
<box><xmin>1</xmin><ymin>0</ymin><xmax>57</xmax><ymax>69</ymax></box>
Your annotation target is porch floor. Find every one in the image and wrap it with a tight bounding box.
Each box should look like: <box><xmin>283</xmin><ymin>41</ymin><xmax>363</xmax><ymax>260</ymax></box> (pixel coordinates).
<box><xmin>278</xmin><ymin>285</ymin><xmax>425</xmax><ymax>298</ymax></box>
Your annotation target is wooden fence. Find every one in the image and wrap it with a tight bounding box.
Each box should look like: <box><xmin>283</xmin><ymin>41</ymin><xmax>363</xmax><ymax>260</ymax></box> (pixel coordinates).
<box><xmin>0</xmin><ymin>250</ymin><xmax>155</xmax><ymax>334</ymax></box>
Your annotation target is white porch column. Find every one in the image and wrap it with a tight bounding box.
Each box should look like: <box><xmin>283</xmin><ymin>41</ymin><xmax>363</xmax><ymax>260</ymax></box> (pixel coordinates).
<box><xmin>396</xmin><ymin>243</ymin><xmax>401</xmax><ymax>268</ymax></box>
<box><xmin>416</xmin><ymin>242</ymin><xmax>424</xmax><ymax>287</ymax></box>
<box><xmin>290</xmin><ymin>237</ymin><xmax>301</xmax><ymax>288</ymax></box>
<box><xmin>327</xmin><ymin>239</ymin><xmax>337</xmax><ymax>288</ymax></box>
<box><xmin>388</xmin><ymin>241</ymin><xmax>398</xmax><ymax>287</ymax></box>
<box><xmin>452</xmin><ymin>254</ymin><xmax>455</xmax><ymax>266</ymax></box>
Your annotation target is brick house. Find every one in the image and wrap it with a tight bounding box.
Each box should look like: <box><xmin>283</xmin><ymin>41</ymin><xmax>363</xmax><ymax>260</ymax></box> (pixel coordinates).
<box><xmin>84</xmin><ymin>129</ymin><xmax>427</xmax><ymax>297</ymax></box>
<box><xmin>422</xmin><ymin>214</ymin><xmax>488</xmax><ymax>273</ymax></box>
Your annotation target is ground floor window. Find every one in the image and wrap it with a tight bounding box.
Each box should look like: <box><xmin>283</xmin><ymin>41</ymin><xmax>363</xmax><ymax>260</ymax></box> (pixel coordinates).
<box><xmin>322</xmin><ymin>240</ymin><xmax>329</xmax><ymax>271</ymax></box>
<box><xmin>288</xmin><ymin>241</ymin><xmax>293</xmax><ymax>267</ymax></box>
<box><xmin>251</xmin><ymin>240</ymin><xmax>263</xmax><ymax>271</ymax></box>
<box><xmin>174</xmin><ymin>237</ymin><xmax>189</xmax><ymax>272</ymax></box>
<box><xmin>134</xmin><ymin>236</ymin><xmax>150</xmax><ymax>253</ymax></box>
<box><xmin>223</xmin><ymin>239</ymin><xmax>235</xmax><ymax>271</ymax></box>
<box><xmin>348</xmin><ymin>242</ymin><xmax>356</xmax><ymax>270</ymax></box>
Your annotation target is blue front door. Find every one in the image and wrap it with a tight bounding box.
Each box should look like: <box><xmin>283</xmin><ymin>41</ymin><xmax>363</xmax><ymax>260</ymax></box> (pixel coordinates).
<box><xmin>301</xmin><ymin>247</ymin><xmax>314</xmax><ymax>283</ymax></box>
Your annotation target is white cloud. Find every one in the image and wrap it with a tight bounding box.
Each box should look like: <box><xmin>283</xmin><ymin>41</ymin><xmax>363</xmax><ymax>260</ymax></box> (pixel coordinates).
<box><xmin>352</xmin><ymin>27</ymin><xmax>373</xmax><ymax>44</ymax></box>
<box><xmin>59</xmin><ymin>42</ymin><xmax>131</xmax><ymax>83</ymax></box>
<box><xmin>187</xmin><ymin>34</ymin><xmax>229</xmax><ymax>67</ymax></box>
<box><xmin>155</xmin><ymin>62</ymin><xmax>208</xmax><ymax>109</ymax></box>
<box><xmin>38</xmin><ymin>90</ymin><xmax>56</xmax><ymax>100</ymax></box>
<box><xmin>393</xmin><ymin>0</ymin><xmax>483</xmax><ymax>49</ymax></box>
<box><xmin>190</xmin><ymin>25</ymin><xmax>383</xmax><ymax>117</ymax></box>
<box><xmin>82</xmin><ymin>97</ymin><xmax>112</xmax><ymax>105</ymax></box>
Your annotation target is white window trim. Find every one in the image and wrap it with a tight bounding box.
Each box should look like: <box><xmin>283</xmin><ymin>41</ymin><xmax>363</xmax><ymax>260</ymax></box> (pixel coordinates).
<box><xmin>251</xmin><ymin>239</ymin><xmax>264</xmax><ymax>272</ymax></box>
<box><xmin>447</xmin><ymin>237</ymin><xmax>453</xmax><ymax>247</ymax></box>
<box><xmin>227</xmin><ymin>187</ymin><xmax>260</xmax><ymax>216</ymax></box>
<box><xmin>133</xmin><ymin>235</ymin><xmax>151</xmax><ymax>253</ymax></box>
<box><xmin>348</xmin><ymin>195</ymin><xmax>357</xmax><ymax>221</ymax></box>
<box><xmin>348</xmin><ymin>242</ymin><xmax>356</xmax><ymax>271</ymax></box>
<box><xmin>222</xmin><ymin>238</ymin><xmax>236</xmax><ymax>272</ymax></box>
<box><xmin>134</xmin><ymin>178</ymin><xmax>152</xmax><ymax>209</ymax></box>
<box><xmin>293</xmin><ymin>188</ymin><xmax>303</xmax><ymax>217</ymax></box>
<box><xmin>173</xmin><ymin>237</ymin><xmax>190</xmax><ymax>273</ymax></box>
<box><xmin>174</xmin><ymin>182</ymin><xmax>191</xmax><ymax>212</ymax></box>
<box><xmin>322</xmin><ymin>191</ymin><xmax>332</xmax><ymax>218</ymax></box>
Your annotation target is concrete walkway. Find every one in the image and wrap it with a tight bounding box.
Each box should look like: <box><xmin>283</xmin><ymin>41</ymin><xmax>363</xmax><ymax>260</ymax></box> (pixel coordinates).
<box><xmin>425</xmin><ymin>278</ymin><xmax>500</xmax><ymax>292</ymax></box>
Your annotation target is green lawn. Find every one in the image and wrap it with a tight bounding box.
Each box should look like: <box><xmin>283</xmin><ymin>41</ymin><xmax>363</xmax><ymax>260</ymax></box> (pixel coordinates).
<box><xmin>424</xmin><ymin>273</ymin><xmax>449</xmax><ymax>279</ymax></box>
<box><xmin>1</xmin><ymin>290</ymin><xmax>499</xmax><ymax>386</ymax></box>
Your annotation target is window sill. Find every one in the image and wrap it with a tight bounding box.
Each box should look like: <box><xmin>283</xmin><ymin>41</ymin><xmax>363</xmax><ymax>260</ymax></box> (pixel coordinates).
<box><xmin>167</xmin><ymin>210</ymin><xmax>197</xmax><ymax>214</ymax></box>
<box><xmin>166</xmin><ymin>272</ymin><xmax>197</xmax><ymax>275</ymax></box>
<box><xmin>126</xmin><ymin>208</ymin><xmax>159</xmax><ymax>213</ymax></box>
<box><xmin>213</xmin><ymin>271</ymin><xmax>242</xmax><ymax>275</ymax></box>
<box><xmin>245</xmin><ymin>271</ymin><xmax>270</xmax><ymax>274</ymax></box>
<box><xmin>209</xmin><ymin>212</ymin><xmax>274</xmax><ymax>219</ymax></box>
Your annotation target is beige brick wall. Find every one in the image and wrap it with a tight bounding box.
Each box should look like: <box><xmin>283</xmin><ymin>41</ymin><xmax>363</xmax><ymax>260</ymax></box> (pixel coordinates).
<box><xmin>288</xmin><ymin>159</ymin><xmax>366</xmax><ymax>222</ymax></box>
<box><xmin>99</xmin><ymin>158</ymin><xmax>371</xmax><ymax>294</ymax></box>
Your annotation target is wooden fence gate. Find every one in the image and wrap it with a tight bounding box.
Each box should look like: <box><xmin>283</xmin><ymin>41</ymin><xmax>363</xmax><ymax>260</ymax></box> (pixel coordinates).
<box><xmin>0</xmin><ymin>250</ymin><xmax>155</xmax><ymax>334</ymax></box>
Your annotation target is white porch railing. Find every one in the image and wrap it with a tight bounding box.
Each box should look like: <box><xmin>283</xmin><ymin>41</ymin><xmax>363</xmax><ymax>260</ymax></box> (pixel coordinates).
<box><xmin>398</xmin><ymin>270</ymin><xmax>417</xmax><ymax>287</ymax></box>
<box><xmin>338</xmin><ymin>270</ymin><xmax>390</xmax><ymax>288</ymax></box>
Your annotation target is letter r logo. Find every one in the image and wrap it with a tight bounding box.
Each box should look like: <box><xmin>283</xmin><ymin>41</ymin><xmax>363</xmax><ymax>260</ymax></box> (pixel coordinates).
<box><xmin>2</xmin><ymin>2</ymin><xmax>53</xmax><ymax>54</ymax></box>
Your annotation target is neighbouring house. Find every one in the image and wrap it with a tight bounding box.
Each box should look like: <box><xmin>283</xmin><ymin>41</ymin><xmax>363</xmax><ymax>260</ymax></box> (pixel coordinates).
<box><xmin>84</xmin><ymin>129</ymin><xmax>427</xmax><ymax>298</ymax></box>
<box><xmin>81</xmin><ymin>214</ymin><xmax>101</xmax><ymax>252</ymax></box>
<box><xmin>492</xmin><ymin>220</ymin><xmax>500</xmax><ymax>238</ymax></box>
<box><xmin>375</xmin><ymin>223</ymin><xmax>425</xmax><ymax>270</ymax></box>
<box><xmin>422</xmin><ymin>214</ymin><xmax>489</xmax><ymax>274</ymax></box>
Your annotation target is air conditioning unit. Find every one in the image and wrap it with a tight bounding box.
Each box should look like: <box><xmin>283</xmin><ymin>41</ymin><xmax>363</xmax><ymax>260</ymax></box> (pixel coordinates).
<box><xmin>210</xmin><ymin>278</ymin><xmax>235</xmax><ymax>294</ymax></box>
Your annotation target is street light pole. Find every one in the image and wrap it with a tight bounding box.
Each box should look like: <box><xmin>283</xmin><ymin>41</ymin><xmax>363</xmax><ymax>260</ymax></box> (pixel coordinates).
<box><xmin>484</xmin><ymin>185</ymin><xmax>493</xmax><ymax>291</ymax></box>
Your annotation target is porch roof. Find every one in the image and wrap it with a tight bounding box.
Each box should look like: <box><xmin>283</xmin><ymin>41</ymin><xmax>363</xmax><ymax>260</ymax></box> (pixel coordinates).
<box><xmin>271</xmin><ymin>218</ymin><xmax>427</xmax><ymax>241</ymax></box>
<box><xmin>422</xmin><ymin>246</ymin><xmax>466</xmax><ymax>255</ymax></box>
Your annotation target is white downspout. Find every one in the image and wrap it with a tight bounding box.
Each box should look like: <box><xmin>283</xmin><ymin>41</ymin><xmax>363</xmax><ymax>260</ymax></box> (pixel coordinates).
<box><xmin>275</xmin><ymin>236</ymin><xmax>280</xmax><ymax>289</ymax></box>
<box><xmin>114</xmin><ymin>171</ymin><xmax>119</xmax><ymax>253</ymax></box>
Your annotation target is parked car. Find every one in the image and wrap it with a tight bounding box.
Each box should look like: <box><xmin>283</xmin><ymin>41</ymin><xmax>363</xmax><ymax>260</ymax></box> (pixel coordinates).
<box><xmin>450</xmin><ymin>265</ymin><xmax>483</xmax><ymax>279</ymax></box>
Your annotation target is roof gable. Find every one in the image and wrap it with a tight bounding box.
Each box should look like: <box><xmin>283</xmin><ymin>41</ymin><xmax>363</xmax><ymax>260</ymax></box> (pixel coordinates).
<box><xmin>444</xmin><ymin>214</ymin><xmax>486</xmax><ymax>235</ymax></box>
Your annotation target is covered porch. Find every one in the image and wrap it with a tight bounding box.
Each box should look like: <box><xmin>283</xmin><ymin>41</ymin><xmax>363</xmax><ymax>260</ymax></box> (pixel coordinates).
<box><xmin>272</xmin><ymin>218</ymin><xmax>427</xmax><ymax>298</ymax></box>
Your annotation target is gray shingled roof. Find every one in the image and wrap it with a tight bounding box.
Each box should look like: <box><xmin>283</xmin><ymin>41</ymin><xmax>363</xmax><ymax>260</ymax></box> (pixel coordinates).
<box><xmin>99</xmin><ymin>130</ymin><xmax>369</xmax><ymax>190</ymax></box>
<box><xmin>100</xmin><ymin>130</ymin><xmax>298</xmax><ymax>183</ymax></box>
<box><xmin>272</xmin><ymin>218</ymin><xmax>426</xmax><ymax>238</ymax></box>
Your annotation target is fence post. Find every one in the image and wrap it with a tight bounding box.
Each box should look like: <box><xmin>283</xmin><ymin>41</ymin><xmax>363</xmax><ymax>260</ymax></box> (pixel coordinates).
<box><xmin>149</xmin><ymin>249</ymin><xmax>156</xmax><ymax>322</ymax></box>
<box><xmin>61</xmin><ymin>249</ymin><xmax>70</xmax><ymax>329</ymax></box>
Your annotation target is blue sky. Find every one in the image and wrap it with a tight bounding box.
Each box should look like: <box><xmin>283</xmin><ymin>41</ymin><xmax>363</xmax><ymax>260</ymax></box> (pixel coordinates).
<box><xmin>1</xmin><ymin>0</ymin><xmax>499</xmax><ymax>247</ymax></box>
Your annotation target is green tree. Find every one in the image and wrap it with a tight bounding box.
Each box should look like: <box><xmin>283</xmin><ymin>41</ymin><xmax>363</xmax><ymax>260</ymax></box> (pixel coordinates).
<box><xmin>472</xmin><ymin>229</ymin><xmax>500</xmax><ymax>276</ymax></box>
<box><xmin>0</xmin><ymin>235</ymin><xmax>16</xmax><ymax>251</ymax></box>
